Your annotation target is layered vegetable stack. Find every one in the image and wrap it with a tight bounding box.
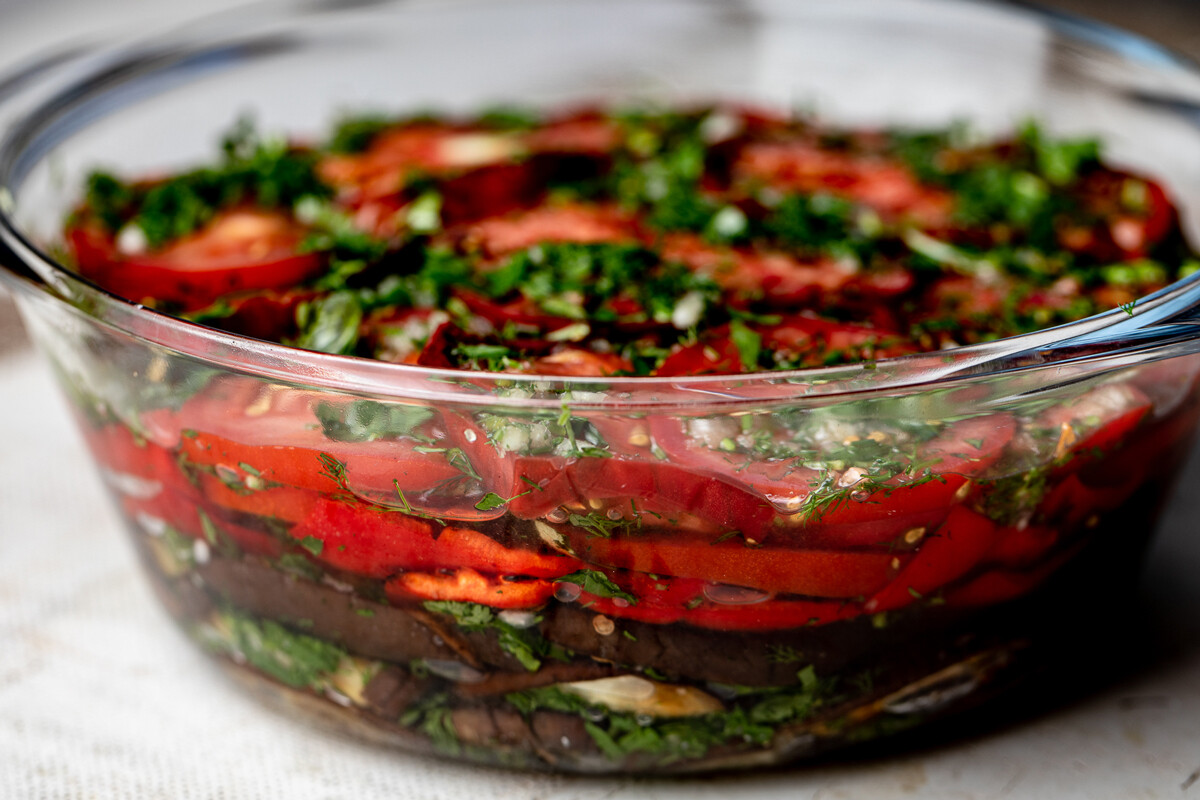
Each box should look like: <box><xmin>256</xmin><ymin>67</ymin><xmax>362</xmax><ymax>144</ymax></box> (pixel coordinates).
<box><xmin>60</xmin><ymin>107</ymin><xmax>1200</xmax><ymax>770</ymax></box>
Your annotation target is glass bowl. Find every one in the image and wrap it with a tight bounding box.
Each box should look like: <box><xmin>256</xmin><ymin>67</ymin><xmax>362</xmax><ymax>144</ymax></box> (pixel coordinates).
<box><xmin>3</xmin><ymin>0</ymin><xmax>1200</xmax><ymax>775</ymax></box>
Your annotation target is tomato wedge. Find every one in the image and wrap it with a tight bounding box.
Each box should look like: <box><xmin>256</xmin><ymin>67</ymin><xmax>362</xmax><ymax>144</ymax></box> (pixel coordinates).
<box><xmin>68</xmin><ymin>209</ymin><xmax>323</xmax><ymax>311</ymax></box>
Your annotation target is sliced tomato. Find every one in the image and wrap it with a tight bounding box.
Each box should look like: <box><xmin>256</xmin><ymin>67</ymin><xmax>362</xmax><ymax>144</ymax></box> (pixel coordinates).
<box><xmin>920</xmin><ymin>414</ymin><xmax>1016</xmax><ymax>476</ymax></box>
<box><xmin>646</xmin><ymin>411</ymin><xmax>1012</xmax><ymax>545</ymax></box>
<box><xmin>864</xmin><ymin>505</ymin><xmax>999</xmax><ymax>613</ymax></box>
<box><xmin>793</xmin><ymin>474</ymin><xmax>969</xmax><ymax>549</ymax></box>
<box><xmin>732</xmin><ymin>140</ymin><xmax>954</xmax><ymax>227</ymax></box>
<box><xmin>570</xmin><ymin>572</ymin><xmax>862</xmax><ymax>631</ymax></box>
<box><xmin>558</xmin><ymin>456</ymin><xmax>776</xmax><ymax>532</ymax></box>
<box><xmin>984</xmin><ymin>523</ymin><xmax>1059</xmax><ymax>569</ymax></box>
<box><xmin>386</xmin><ymin>568</ymin><xmax>554</xmax><ymax>609</ymax></box>
<box><xmin>660</xmin><ymin>233</ymin><xmax>857</xmax><ymax>305</ymax></box>
<box><xmin>68</xmin><ymin>209</ymin><xmax>323</xmax><ymax>311</ymax></box>
<box><xmin>119</xmin><ymin>486</ymin><xmax>285</xmax><ymax>558</ymax></box>
<box><xmin>79</xmin><ymin>420</ymin><xmax>178</xmax><ymax>485</ymax></box>
<box><xmin>945</xmin><ymin>549</ymin><xmax>1076</xmax><ymax>608</ymax></box>
<box><xmin>289</xmin><ymin>497</ymin><xmax>581</xmax><ymax>579</ymax></box>
<box><xmin>653</xmin><ymin>334</ymin><xmax>743</xmax><ymax>376</ymax></box>
<box><xmin>148</xmin><ymin>377</ymin><xmax>467</xmax><ymax>502</ymax></box>
<box><xmin>455</xmin><ymin>202</ymin><xmax>641</xmax><ymax>258</ymax></box>
<box><xmin>318</xmin><ymin>124</ymin><xmax>532</xmax><ymax>206</ymax></box>
<box><xmin>188</xmin><ymin>471</ymin><xmax>321</xmax><ymax>525</ymax></box>
<box><xmin>1034</xmin><ymin>384</ymin><xmax>1152</xmax><ymax>481</ymax></box>
<box><xmin>191</xmin><ymin>287</ymin><xmax>319</xmax><ymax>341</ymax></box>
<box><xmin>1061</xmin><ymin>170</ymin><xmax>1177</xmax><ymax>260</ymax></box>
<box><xmin>522</xmin><ymin>111</ymin><xmax>621</xmax><ymax>155</ymax></box>
<box><xmin>563</xmin><ymin>530</ymin><xmax>902</xmax><ymax>599</ymax></box>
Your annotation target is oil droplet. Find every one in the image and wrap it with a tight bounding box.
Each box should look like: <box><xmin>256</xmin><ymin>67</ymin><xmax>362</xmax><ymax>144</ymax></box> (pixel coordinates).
<box><xmin>606</xmin><ymin>507</ymin><xmax>624</xmax><ymax>521</ymax></box>
<box><xmin>554</xmin><ymin>582</ymin><xmax>583</xmax><ymax>603</ymax></box>
<box><xmin>546</xmin><ymin>507</ymin><xmax>569</xmax><ymax>524</ymax></box>
<box><xmin>703</xmin><ymin>583</ymin><xmax>771</xmax><ymax>605</ymax></box>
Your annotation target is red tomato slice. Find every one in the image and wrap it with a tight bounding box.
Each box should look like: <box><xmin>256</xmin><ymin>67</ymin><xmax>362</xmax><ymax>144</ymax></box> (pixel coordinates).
<box><xmin>571</xmin><ymin>572</ymin><xmax>862</xmax><ymax>631</ymax></box>
<box><xmin>193</xmin><ymin>287</ymin><xmax>319</xmax><ymax>341</ymax></box>
<box><xmin>864</xmin><ymin>505</ymin><xmax>999</xmax><ymax>613</ymax></box>
<box><xmin>921</xmin><ymin>414</ymin><xmax>1016</xmax><ymax>476</ymax></box>
<box><xmin>984</xmin><ymin>523</ymin><xmax>1059</xmax><ymax>569</ymax></box>
<box><xmin>456</xmin><ymin>203</ymin><xmax>641</xmax><ymax>258</ymax></box>
<box><xmin>522</xmin><ymin>112</ymin><xmax>621</xmax><ymax>155</ymax></box>
<box><xmin>564</xmin><ymin>531</ymin><xmax>902</xmax><ymax>599</ymax></box>
<box><xmin>1062</xmin><ymin>170</ymin><xmax>1177</xmax><ymax>260</ymax></box>
<box><xmin>148</xmin><ymin>377</ymin><xmax>467</xmax><ymax>504</ymax></box>
<box><xmin>576</xmin><ymin>572</ymin><xmax>864</xmax><ymax>630</ymax></box>
<box><xmin>289</xmin><ymin>497</ymin><xmax>581</xmax><ymax>579</ymax></box>
<box><xmin>386</xmin><ymin>568</ymin><xmax>554</xmax><ymax>609</ymax></box>
<box><xmin>733</xmin><ymin>140</ymin><xmax>954</xmax><ymax>226</ymax></box>
<box><xmin>646</xmin><ymin>412</ymin><xmax>1012</xmax><ymax>545</ymax></box>
<box><xmin>660</xmin><ymin>233</ymin><xmax>857</xmax><ymax>305</ymax></box>
<box><xmin>120</xmin><ymin>485</ymin><xmax>285</xmax><ymax>558</ymax></box>
<box><xmin>188</xmin><ymin>471</ymin><xmax>321</xmax><ymax>525</ymax></box>
<box><xmin>68</xmin><ymin>209</ymin><xmax>323</xmax><ymax>311</ymax></box>
<box><xmin>794</xmin><ymin>474</ymin><xmax>969</xmax><ymax>549</ymax></box>
<box><xmin>654</xmin><ymin>334</ymin><xmax>743</xmax><ymax>376</ymax></box>
<box><xmin>945</xmin><ymin>549</ymin><xmax>1075</xmax><ymax>608</ymax></box>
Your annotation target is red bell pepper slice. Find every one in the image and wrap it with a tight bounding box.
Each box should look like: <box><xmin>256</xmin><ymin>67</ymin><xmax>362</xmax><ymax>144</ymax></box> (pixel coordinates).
<box><xmin>385</xmin><ymin>568</ymin><xmax>555</xmax><ymax>609</ymax></box>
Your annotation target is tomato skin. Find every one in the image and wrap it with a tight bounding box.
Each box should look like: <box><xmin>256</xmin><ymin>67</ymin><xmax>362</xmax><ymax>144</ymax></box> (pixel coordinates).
<box><xmin>151</xmin><ymin>378</ymin><xmax>466</xmax><ymax>505</ymax></box>
<box><xmin>985</xmin><ymin>524</ymin><xmax>1059</xmax><ymax>569</ymax></box>
<box><xmin>189</xmin><ymin>471</ymin><xmax>321</xmax><ymax>524</ymax></box>
<box><xmin>644</xmin><ymin>412</ymin><xmax>1012</xmax><ymax>545</ymax></box>
<box><xmin>865</xmin><ymin>505</ymin><xmax>999</xmax><ymax>613</ymax></box>
<box><xmin>195</xmin><ymin>287</ymin><xmax>318</xmax><ymax>341</ymax></box>
<box><xmin>68</xmin><ymin>210</ymin><xmax>323</xmax><ymax>311</ymax></box>
<box><xmin>563</xmin><ymin>571</ymin><xmax>863</xmax><ymax>631</ymax></box>
<box><xmin>732</xmin><ymin>140</ymin><xmax>954</xmax><ymax>226</ymax></box>
<box><xmin>457</xmin><ymin>203</ymin><xmax>641</xmax><ymax>258</ymax></box>
<box><xmin>564</xmin><ymin>530</ymin><xmax>902</xmax><ymax>599</ymax></box>
<box><xmin>921</xmin><ymin>414</ymin><xmax>1016</xmax><ymax>476</ymax></box>
<box><xmin>944</xmin><ymin>550</ymin><xmax>1075</xmax><ymax>608</ymax></box>
<box><xmin>654</xmin><ymin>335</ymin><xmax>743</xmax><ymax>376</ymax></box>
<box><xmin>794</xmin><ymin>474</ymin><xmax>969</xmax><ymax>549</ymax></box>
<box><xmin>386</xmin><ymin>568</ymin><xmax>554</xmax><ymax>609</ymax></box>
<box><xmin>289</xmin><ymin>498</ymin><xmax>581</xmax><ymax>579</ymax></box>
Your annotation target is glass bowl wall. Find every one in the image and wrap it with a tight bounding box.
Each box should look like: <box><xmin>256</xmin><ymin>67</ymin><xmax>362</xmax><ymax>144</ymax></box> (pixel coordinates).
<box><xmin>3</xmin><ymin>0</ymin><xmax>1200</xmax><ymax>774</ymax></box>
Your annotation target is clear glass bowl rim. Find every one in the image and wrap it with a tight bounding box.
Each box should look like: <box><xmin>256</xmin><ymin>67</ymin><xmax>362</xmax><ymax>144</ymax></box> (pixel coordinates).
<box><xmin>2</xmin><ymin>0</ymin><xmax>1200</xmax><ymax>410</ymax></box>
